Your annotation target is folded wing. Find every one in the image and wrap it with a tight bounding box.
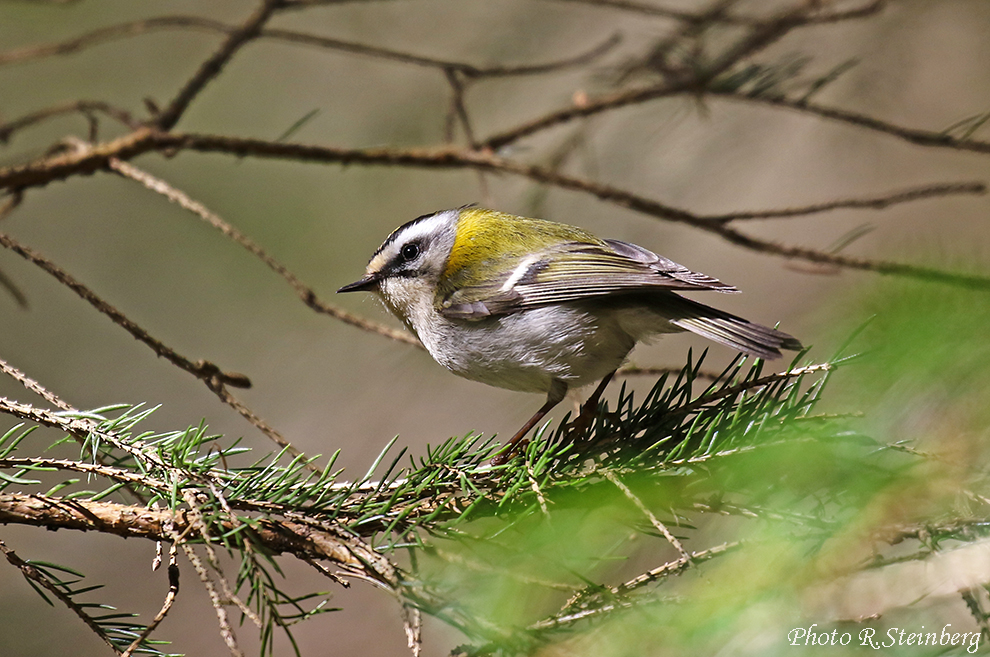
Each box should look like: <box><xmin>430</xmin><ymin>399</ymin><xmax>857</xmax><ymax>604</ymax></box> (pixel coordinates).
<box><xmin>439</xmin><ymin>239</ymin><xmax>738</xmax><ymax>319</ymax></box>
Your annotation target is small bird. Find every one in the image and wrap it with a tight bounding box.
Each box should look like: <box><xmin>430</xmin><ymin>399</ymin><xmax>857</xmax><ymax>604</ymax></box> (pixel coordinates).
<box><xmin>338</xmin><ymin>207</ymin><xmax>801</xmax><ymax>462</ymax></box>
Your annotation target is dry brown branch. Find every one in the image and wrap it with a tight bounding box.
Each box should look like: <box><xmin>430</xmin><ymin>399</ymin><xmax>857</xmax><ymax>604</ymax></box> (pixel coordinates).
<box><xmin>106</xmin><ymin>158</ymin><xmax>419</xmax><ymax>347</ymax></box>
<box><xmin>604</xmin><ymin>469</ymin><xmax>691</xmax><ymax>561</ymax></box>
<box><xmin>119</xmin><ymin>563</ymin><xmax>179</xmax><ymax>657</ymax></box>
<box><xmin>0</xmin><ymin>357</ymin><xmax>73</xmax><ymax>411</ymax></box>
<box><xmin>486</xmin><ymin>1</ymin><xmax>884</xmax><ymax>150</ymax></box>
<box><xmin>0</xmin><ymin>539</ymin><xmax>123</xmax><ymax>655</ymax></box>
<box><xmin>260</xmin><ymin>28</ymin><xmax>620</xmax><ymax>78</ymax></box>
<box><xmin>0</xmin><ymin>234</ymin><xmax>314</xmax><ymax>454</ymax></box>
<box><xmin>704</xmin><ymin>181</ymin><xmax>986</xmax><ymax>222</ymax></box>
<box><xmin>0</xmin><ymin>101</ymin><xmax>138</xmax><ymax>143</ymax></box>
<box><xmin>0</xmin><ymin>231</ymin><xmax>251</xmax><ymax>389</ymax></box>
<box><xmin>616</xmin><ymin>365</ymin><xmax>722</xmax><ymax>381</ymax></box>
<box><xmin>0</xmin><ymin>491</ymin><xmax>376</xmax><ymax>565</ymax></box>
<box><xmin>710</xmin><ymin>222</ymin><xmax>990</xmax><ymax>289</ymax></box>
<box><xmin>483</xmin><ymin>81</ymin><xmax>683</xmax><ymax>151</ymax></box>
<box><xmin>546</xmin><ymin>0</ymin><xmax>884</xmax><ymax>25</ymax></box>
<box><xmin>0</xmin><ymin>192</ymin><xmax>28</xmax><ymax>307</ymax></box>
<box><xmin>154</xmin><ymin>0</ymin><xmax>281</xmax><ymax>131</ymax></box>
<box><xmin>670</xmin><ymin>362</ymin><xmax>832</xmax><ymax>420</ymax></box>
<box><xmin>180</xmin><ymin>489</ymin><xmax>262</xmax><ymax>628</ymax></box>
<box><xmin>178</xmin><ymin>541</ymin><xmax>245</xmax><ymax>657</ymax></box>
<box><xmin>0</xmin><ymin>14</ymin><xmax>619</xmax><ymax>79</ymax></box>
<box><xmin>0</xmin><ymin>266</ymin><xmax>27</xmax><ymax>308</ymax></box>
<box><xmin>713</xmin><ymin>90</ymin><xmax>990</xmax><ymax>155</ymax></box>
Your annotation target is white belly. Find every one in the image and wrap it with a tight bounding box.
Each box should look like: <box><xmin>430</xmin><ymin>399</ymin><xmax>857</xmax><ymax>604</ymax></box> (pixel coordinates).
<box><xmin>420</xmin><ymin>304</ymin><xmax>655</xmax><ymax>394</ymax></box>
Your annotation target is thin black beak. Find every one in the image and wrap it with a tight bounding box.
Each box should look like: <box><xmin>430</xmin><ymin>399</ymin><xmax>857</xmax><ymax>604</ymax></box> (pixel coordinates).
<box><xmin>337</xmin><ymin>274</ymin><xmax>380</xmax><ymax>293</ymax></box>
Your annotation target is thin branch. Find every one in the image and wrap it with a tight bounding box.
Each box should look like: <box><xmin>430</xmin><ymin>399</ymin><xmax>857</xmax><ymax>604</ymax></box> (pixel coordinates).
<box><xmin>616</xmin><ymin>365</ymin><xmax>723</xmax><ymax>381</ymax></box>
<box><xmin>670</xmin><ymin>362</ymin><xmax>832</xmax><ymax>420</ymax></box>
<box><xmin>0</xmin><ymin>357</ymin><xmax>73</xmax><ymax>411</ymax></box>
<box><xmin>0</xmin><ymin>357</ymin><xmax>153</xmax><ymax>504</ymax></box>
<box><xmin>603</xmin><ymin>469</ymin><xmax>690</xmax><ymax>561</ymax></box>
<box><xmin>0</xmin><ymin>15</ymin><xmax>619</xmax><ymax>79</ymax></box>
<box><xmin>0</xmin><ymin>231</ymin><xmax>251</xmax><ymax>389</ymax></box>
<box><xmin>544</xmin><ymin>0</ymin><xmax>885</xmax><ymax>25</ymax></box>
<box><xmin>0</xmin><ymin>539</ymin><xmax>122</xmax><ymax>655</ymax></box>
<box><xmin>483</xmin><ymin>81</ymin><xmax>683</xmax><ymax>151</ymax></box>
<box><xmin>486</xmin><ymin>0</ymin><xmax>881</xmax><ymax>150</ymax></box>
<box><xmin>0</xmin><ymin>233</ymin><xmax>316</xmax><ymax>454</ymax></box>
<box><xmin>560</xmin><ymin>540</ymin><xmax>741</xmax><ymax>617</ymax></box>
<box><xmin>0</xmin><ymin>101</ymin><xmax>138</xmax><ymax>143</ymax></box>
<box><xmin>713</xmin><ymin>90</ymin><xmax>990</xmax><ymax>155</ymax></box>
<box><xmin>106</xmin><ymin>158</ymin><xmax>419</xmax><ymax>348</ymax></box>
<box><xmin>710</xmin><ymin>222</ymin><xmax>990</xmax><ymax>289</ymax></box>
<box><xmin>0</xmin><ymin>266</ymin><xmax>28</xmax><ymax>308</ymax></box>
<box><xmin>154</xmin><ymin>0</ymin><xmax>281</xmax><ymax>131</ymax></box>
<box><xmin>705</xmin><ymin>181</ymin><xmax>986</xmax><ymax>223</ymax></box>
<box><xmin>443</xmin><ymin>68</ymin><xmax>478</xmax><ymax>148</ymax></box>
<box><xmin>0</xmin><ymin>397</ymin><xmax>173</xmax><ymax>470</ymax></box>
<box><xmin>119</xmin><ymin>563</ymin><xmax>180</xmax><ymax>657</ymax></box>
<box><xmin>0</xmin><ymin>457</ymin><xmax>166</xmax><ymax>490</ymax></box>
<box><xmin>0</xmin><ymin>192</ymin><xmax>28</xmax><ymax>307</ymax></box>
<box><xmin>180</xmin><ymin>489</ymin><xmax>262</xmax><ymax>628</ymax></box>
<box><xmin>178</xmin><ymin>542</ymin><xmax>245</xmax><ymax>657</ymax></box>
<box><xmin>607</xmin><ymin>540</ymin><xmax>740</xmax><ymax>597</ymax></box>
<box><xmin>262</xmin><ymin>28</ymin><xmax>620</xmax><ymax>79</ymax></box>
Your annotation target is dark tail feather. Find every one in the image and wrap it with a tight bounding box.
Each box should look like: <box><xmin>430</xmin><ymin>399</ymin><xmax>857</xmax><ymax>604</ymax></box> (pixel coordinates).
<box><xmin>660</xmin><ymin>295</ymin><xmax>803</xmax><ymax>360</ymax></box>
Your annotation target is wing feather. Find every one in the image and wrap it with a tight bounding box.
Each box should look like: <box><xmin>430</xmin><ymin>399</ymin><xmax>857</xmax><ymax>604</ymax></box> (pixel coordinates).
<box><xmin>439</xmin><ymin>239</ymin><xmax>738</xmax><ymax>320</ymax></box>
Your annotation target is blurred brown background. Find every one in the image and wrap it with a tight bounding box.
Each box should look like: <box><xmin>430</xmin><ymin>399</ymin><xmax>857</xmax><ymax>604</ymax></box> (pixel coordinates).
<box><xmin>1</xmin><ymin>1</ymin><xmax>988</xmax><ymax>655</ymax></box>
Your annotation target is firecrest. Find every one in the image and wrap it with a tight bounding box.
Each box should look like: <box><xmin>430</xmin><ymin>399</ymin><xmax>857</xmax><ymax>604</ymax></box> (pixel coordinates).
<box><xmin>338</xmin><ymin>207</ymin><xmax>801</xmax><ymax>461</ymax></box>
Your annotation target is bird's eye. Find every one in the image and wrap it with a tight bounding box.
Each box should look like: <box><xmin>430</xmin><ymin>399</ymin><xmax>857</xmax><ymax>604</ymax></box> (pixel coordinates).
<box><xmin>400</xmin><ymin>243</ymin><xmax>421</xmax><ymax>261</ymax></box>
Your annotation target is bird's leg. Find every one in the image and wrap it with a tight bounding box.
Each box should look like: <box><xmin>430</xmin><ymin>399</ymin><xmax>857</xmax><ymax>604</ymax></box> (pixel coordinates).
<box><xmin>491</xmin><ymin>380</ymin><xmax>567</xmax><ymax>465</ymax></box>
<box><xmin>566</xmin><ymin>370</ymin><xmax>616</xmax><ymax>440</ymax></box>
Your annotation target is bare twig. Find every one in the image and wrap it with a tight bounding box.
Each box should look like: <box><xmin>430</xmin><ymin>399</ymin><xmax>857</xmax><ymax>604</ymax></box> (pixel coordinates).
<box><xmin>705</xmin><ymin>181</ymin><xmax>986</xmax><ymax>222</ymax></box>
<box><xmin>181</xmin><ymin>489</ymin><xmax>262</xmax><ymax>628</ymax></box>
<box><xmin>0</xmin><ymin>192</ymin><xmax>28</xmax><ymax>307</ymax></box>
<box><xmin>262</xmin><ymin>28</ymin><xmax>619</xmax><ymax>79</ymax></box>
<box><xmin>0</xmin><ymin>231</ymin><xmax>251</xmax><ymax>389</ymax></box>
<box><xmin>119</xmin><ymin>563</ymin><xmax>180</xmax><ymax>657</ymax></box>
<box><xmin>443</xmin><ymin>68</ymin><xmax>478</xmax><ymax>148</ymax></box>
<box><xmin>154</xmin><ymin>0</ymin><xmax>281</xmax><ymax>131</ymax></box>
<box><xmin>483</xmin><ymin>81</ymin><xmax>683</xmax><ymax>151</ymax></box>
<box><xmin>616</xmin><ymin>365</ymin><xmax>723</xmax><ymax>381</ymax></box>
<box><xmin>106</xmin><ymin>158</ymin><xmax>419</xmax><ymax>347</ymax></box>
<box><xmin>178</xmin><ymin>542</ymin><xmax>245</xmax><ymax>657</ymax></box>
<box><xmin>604</xmin><ymin>469</ymin><xmax>691</xmax><ymax>561</ymax></box>
<box><xmin>545</xmin><ymin>0</ymin><xmax>885</xmax><ymax>25</ymax></box>
<box><xmin>0</xmin><ymin>15</ymin><xmax>619</xmax><ymax>80</ymax></box>
<box><xmin>713</xmin><ymin>90</ymin><xmax>990</xmax><ymax>155</ymax></box>
<box><xmin>608</xmin><ymin>540</ymin><xmax>740</xmax><ymax>596</ymax></box>
<box><xmin>670</xmin><ymin>362</ymin><xmax>832</xmax><ymax>420</ymax></box>
<box><xmin>0</xmin><ymin>539</ymin><xmax>122</xmax><ymax>655</ymax></box>
<box><xmin>0</xmin><ymin>101</ymin><xmax>138</xmax><ymax>143</ymax></box>
<box><xmin>710</xmin><ymin>222</ymin><xmax>990</xmax><ymax>289</ymax></box>
<box><xmin>0</xmin><ymin>234</ymin><xmax>315</xmax><ymax>454</ymax></box>
<box><xmin>0</xmin><ymin>357</ymin><xmax>73</xmax><ymax>411</ymax></box>
<box><xmin>559</xmin><ymin>540</ymin><xmax>741</xmax><ymax>618</ymax></box>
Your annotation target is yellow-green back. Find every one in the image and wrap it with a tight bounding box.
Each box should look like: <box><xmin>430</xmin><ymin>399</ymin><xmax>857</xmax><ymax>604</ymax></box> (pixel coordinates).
<box><xmin>440</xmin><ymin>208</ymin><xmax>604</xmax><ymax>294</ymax></box>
